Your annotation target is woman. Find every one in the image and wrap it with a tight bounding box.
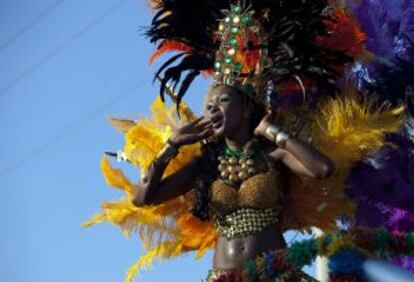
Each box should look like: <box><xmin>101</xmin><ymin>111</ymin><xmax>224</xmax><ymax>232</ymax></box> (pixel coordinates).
<box><xmin>83</xmin><ymin>1</ymin><xmax>414</xmax><ymax>281</ymax></box>
<box><xmin>132</xmin><ymin>83</ymin><xmax>334</xmax><ymax>280</ymax></box>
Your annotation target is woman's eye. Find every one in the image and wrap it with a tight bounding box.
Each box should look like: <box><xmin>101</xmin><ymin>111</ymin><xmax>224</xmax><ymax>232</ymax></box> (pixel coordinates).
<box><xmin>219</xmin><ymin>95</ymin><xmax>230</xmax><ymax>103</ymax></box>
<box><xmin>206</xmin><ymin>104</ymin><xmax>214</xmax><ymax>111</ymax></box>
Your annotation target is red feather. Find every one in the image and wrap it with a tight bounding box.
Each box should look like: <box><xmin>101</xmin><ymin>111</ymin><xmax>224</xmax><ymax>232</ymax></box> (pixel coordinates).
<box><xmin>316</xmin><ymin>10</ymin><xmax>367</xmax><ymax>59</ymax></box>
<box><xmin>149</xmin><ymin>40</ymin><xmax>193</xmax><ymax>65</ymax></box>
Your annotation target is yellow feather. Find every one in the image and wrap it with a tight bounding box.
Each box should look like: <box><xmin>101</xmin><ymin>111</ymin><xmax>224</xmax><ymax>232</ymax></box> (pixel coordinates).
<box><xmin>108</xmin><ymin>117</ymin><xmax>136</xmax><ymax>133</ymax></box>
<box><xmin>85</xmin><ymin>100</ymin><xmax>213</xmax><ymax>280</ymax></box>
<box><xmin>101</xmin><ymin>156</ymin><xmax>136</xmax><ymax>196</ymax></box>
<box><xmin>282</xmin><ymin>95</ymin><xmax>404</xmax><ymax>232</ymax></box>
<box><xmin>124</xmin><ymin>97</ymin><xmax>201</xmax><ymax>176</ymax></box>
<box><xmin>125</xmin><ymin>241</ymin><xmax>184</xmax><ymax>282</ymax></box>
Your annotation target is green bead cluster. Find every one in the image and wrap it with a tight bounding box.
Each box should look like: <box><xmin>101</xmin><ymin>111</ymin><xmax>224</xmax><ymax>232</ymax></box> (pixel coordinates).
<box><xmin>231</xmin><ymin>4</ymin><xmax>242</xmax><ymax>14</ymax></box>
<box><xmin>214</xmin><ymin>5</ymin><xmax>250</xmax><ymax>76</ymax></box>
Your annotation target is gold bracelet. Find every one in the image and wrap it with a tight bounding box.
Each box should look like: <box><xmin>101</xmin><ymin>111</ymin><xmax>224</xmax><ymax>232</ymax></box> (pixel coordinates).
<box><xmin>265</xmin><ymin>124</ymin><xmax>291</xmax><ymax>148</ymax></box>
<box><xmin>156</xmin><ymin>140</ymin><xmax>179</xmax><ymax>164</ymax></box>
<box><xmin>265</xmin><ymin>124</ymin><xmax>281</xmax><ymax>140</ymax></box>
<box><xmin>275</xmin><ymin>131</ymin><xmax>291</xmax><ymax>149</ymax></box>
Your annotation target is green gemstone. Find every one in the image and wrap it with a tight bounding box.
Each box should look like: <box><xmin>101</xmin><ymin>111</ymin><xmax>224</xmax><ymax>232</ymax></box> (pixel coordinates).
<box><xmin>231</xmin><ymin>4</ymin><xmax>242</xmax><ymax>14</ymax></box>
<box><xmin>214</xmin><ymin>61</ymin><xmax>221</xmax><ymax>69</ymax></box>
<box><xmin>234</xmin><ymin>62</ymin><xmax>242</xmax><ymax>70</ymax></box>
<box><xmin>241</xmin><ymin>15</ymin><xmax>250</xmax><ymax>24</ymax></box>
<box><xmin>229</xmin><ymin>38</ymin><xmax>238</xmax><ymax>46</ymax></box>
<box><xmin>224</xmin><ymin>17</ymin><xmax>231</xmax><ymax>23</ymax></box>
<box><xmin>230</xmin><ymin>27</ymin><xmax>238</xmax><ymax>34</ymax></box>
<box><xmin>224</xmin><ymin>57</ymin><xmax>232</xmax><ymax>64</ymax></box>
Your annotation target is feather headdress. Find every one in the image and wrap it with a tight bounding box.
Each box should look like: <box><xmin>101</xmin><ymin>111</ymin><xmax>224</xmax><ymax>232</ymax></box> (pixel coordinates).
<box><xmin>147</xmin><ymin>0</ymin><xmax>365</xmax><ymax>109</ymax></box>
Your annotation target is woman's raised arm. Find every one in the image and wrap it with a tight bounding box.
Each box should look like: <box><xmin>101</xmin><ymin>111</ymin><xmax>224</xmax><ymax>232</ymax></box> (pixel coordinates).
<box><xmin>132</xmin><ymin>116</ymin><xmax>213</xmax><ymax>207</ymax></box>
<box><xmin>254</xmin><ymin>113</ymin><xmax>334</xmax><ymax>179</ymax></box>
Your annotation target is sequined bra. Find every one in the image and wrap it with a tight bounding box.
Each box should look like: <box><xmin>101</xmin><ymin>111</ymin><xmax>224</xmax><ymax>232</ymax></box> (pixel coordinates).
<box><xmin>209</xmin><ymin>169</ymin><xmax>282</xmax><ymax>215</ymax></box>
<box><xmin>209</xmin><ymin>152</ymin><xmax>283</xmax><ymax>239</ymax></box>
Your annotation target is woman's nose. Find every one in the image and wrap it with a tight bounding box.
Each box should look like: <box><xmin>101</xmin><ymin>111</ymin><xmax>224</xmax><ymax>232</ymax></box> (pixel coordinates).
<box><xmin>210</xmin><ymin>106</ymin><xmax>219</xmax><ymax>114</ymax></box>
<box><xmin>209</xmin><ymin>108</ymin><xmax>223</xmax><ymax>123</ymax></box>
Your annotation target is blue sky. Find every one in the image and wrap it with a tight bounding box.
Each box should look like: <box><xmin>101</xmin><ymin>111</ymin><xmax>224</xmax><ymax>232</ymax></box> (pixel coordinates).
<box><xmin>0</xmin><ymin>1</ymin><xmax>314</xmax><ymax>281</ymax></box>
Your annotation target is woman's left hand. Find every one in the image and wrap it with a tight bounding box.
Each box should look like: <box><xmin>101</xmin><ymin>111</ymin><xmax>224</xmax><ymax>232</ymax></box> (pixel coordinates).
<box><xmin>254</xmin><ymin>112</ymin><xmax>274</xmax><ymax>140</ymax></box>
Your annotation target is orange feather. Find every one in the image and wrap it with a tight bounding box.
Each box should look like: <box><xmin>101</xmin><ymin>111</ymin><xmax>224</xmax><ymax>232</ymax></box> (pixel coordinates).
<box><xmin>316</xmin><ymin>10</ymin><xmax>367</xmax><ymax>59</ymax></box>
<box><xmin>149</xmin><ymin>40</ymin><xmax>193</xmax><ymax>65</ymax></box>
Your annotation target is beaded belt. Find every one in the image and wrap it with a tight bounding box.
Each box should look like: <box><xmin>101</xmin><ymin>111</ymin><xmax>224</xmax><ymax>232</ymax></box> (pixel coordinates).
<box><xmin>214</xmin><ymin>208</ymin><xmax>279</xmax><ymax>239</ymax></box>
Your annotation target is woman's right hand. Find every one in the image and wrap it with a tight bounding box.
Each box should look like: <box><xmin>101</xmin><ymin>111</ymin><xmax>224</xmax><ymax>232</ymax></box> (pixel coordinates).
<box><xmin>169</xmin><ymin>116</ymin><xmax>214</xmax><ymax>147</ymax></box>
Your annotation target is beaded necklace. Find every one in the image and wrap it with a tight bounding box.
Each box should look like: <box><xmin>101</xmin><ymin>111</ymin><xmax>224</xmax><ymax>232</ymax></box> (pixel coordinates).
<box><xmin>217</xmin><ymin>138</ymin><xmax>260</xmax><ymax>186</ymax></box>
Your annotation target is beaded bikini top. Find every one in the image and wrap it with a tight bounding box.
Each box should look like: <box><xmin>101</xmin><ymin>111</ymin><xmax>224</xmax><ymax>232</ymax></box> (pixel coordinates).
<box><xmin>209</xmin><ymin>150</ymin><xmax>284</xmax><ymax>239</ymax></box>
<box><xmin>209</xmin><ymin>169</ymin><xmax>283</xmax><ymax>216</ymax></box>
<box><xmin>209</xmin><ymin>166</ymin><xmax>283</xmax><ymax>239</ymax></box>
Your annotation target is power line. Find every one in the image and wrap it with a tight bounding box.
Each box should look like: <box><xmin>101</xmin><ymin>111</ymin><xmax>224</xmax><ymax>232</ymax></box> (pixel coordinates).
<box><xmin>0</xmin><ymin>0</ymin><xmax>128</xmax><ymax>97</ymax></box>
<box><xmin>0</xmin><ymin>80</ymin><xmax>143</xmax><ymax>177</ymax></box>
<box><xmin>0</xmin><ymin>0</ymin><xmax>65</xmax><ymax>52</ymax></box>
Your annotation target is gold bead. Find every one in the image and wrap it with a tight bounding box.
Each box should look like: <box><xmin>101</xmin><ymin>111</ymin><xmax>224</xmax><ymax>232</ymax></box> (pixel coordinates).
<box><xmin>228</xmin><ymin>166</ymin><xmax>235</xmax><ymax>173</ymax></box>
<box><xmin>229</xmin><ymin>174</ymin><xmax>238</xmax><ymax>182</ymax></box>
<box><xmin>238</xmin><ymin>171</ymin><xmax>248</xmax><ymax>180</ymax></box>
<box><xmin>218</xmin><ymin>164</ymin><xmax>227</xmax><ymax>171</ymax></box>
<box><xmin>229</xmin><ymin>157</ymin><xmax>238</xmax><ymax>164</ymax></box>
<box><xmin>219</xmin><ymin>22</ymin><xmax>225</xmax><ymax>31</ymax></box>
<box><xmin>248</xmin><ymin>168</ymin><xmax>256</xmax><ymax>175</ymax></box>
<box><xmin>218</xmin><ymin>156</ymin><xmax>224</xmax><ymax>161</ymax></box>
<box><xmin>223</xmin><ymin>67</ymin><xmax>231</xmax><ymax>74</ymax></box>
<box><xmin>227</xmin><ymin>48</ymin><xmax>236</xmax><ymax>56</ymax></box>
<box><xmin>238</xmin><ymin>158</ymin><xmax>246</xmax><ymax>165</ymax></box>
<box><xmin>221</xmin><ymin>171</ymin><xmax>229</xmax><ymax>178</ymax></box>
<box><xmin>246</xmin><ymin>159</ymin><xmax>255</xmax><ymax>166</ymax></box>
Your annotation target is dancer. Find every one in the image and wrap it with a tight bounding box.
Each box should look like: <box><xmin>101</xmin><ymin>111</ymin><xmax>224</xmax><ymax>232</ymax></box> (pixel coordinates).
<box><xmin>84</xmin><ymin>1</ymin><xmax>413</xmax><ymax>281</ymax></box>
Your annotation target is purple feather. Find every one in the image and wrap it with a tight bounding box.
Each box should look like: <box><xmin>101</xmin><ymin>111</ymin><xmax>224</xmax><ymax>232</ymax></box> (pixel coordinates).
<box><xmin>346</xmin><ymin>133</ymin><xmax>414</xmax><ymax>271</ymax></box>
<box><xmin>348</xmin><ymin>0</ymin><xmax>414</xmax><ymax>59</ymax></box>
<box><xmin>335</xmin><ymin>1</ymin><xmax>414</xmax><ymax>104</ymax></box>
<box><xmin>347</xmin><ymin>134</ymin><xmax>414</xmax><ymax>216</ymax></box>
<box><xmin>392</xmin><ymin>257</ymin><xmax>414</xmax><ymax>273</ymax></box>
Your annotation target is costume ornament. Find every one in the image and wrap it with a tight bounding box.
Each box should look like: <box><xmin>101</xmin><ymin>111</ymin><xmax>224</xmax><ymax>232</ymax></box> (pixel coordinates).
<box><xmin>84</xmin><ymin>0</ymin><xmax>414</xmax><ymax>281</ymax></box>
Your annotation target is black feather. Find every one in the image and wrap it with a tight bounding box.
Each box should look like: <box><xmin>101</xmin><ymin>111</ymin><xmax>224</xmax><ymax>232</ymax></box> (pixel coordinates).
<box><xmin>146</xmin><ymin>0</ymin><xmax>354</xmax><ymax>105</ymax></box>
<box><xmin>176</xmin><ymin>70</ymin><xmax>200</xmax><ymax>116</ymax></box>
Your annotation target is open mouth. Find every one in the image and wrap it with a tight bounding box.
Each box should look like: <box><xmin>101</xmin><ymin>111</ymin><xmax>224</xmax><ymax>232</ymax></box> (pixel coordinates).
<box><xmin>213</xmin><ymin>118</ymin><xmax>223</xmax><ymax>130</ymax></box>
<box><xmin>210</xmin><ymin>112</ymin><xmax>224</xmax><ymax>130</ymax></box>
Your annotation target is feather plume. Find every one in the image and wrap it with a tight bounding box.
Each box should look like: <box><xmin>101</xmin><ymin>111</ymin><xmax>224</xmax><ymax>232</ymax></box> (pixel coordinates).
<box><xmin>346</xmin><ymin>133</ymin><xmax>414</xmax><ymax>272</ymax></box>
<box><xmin>125</xmin><ymin>241</ymin><xmax>184</xmax><ymax>282</ymax></box>
<box><xmin>84</xmin><ymin>97</ymin><xmax>217</xmax><ymax>282</ymax></box>
<box><xmin>149</xmin><ymin>40</ymin><xmax>193</xmax><ymax>65</ymax></box>
<box><xmin>282</xmin><ymin>94</ymin><xmax>404</xmax><ymax>232</ymax></box>
<box><xmin>316</xmin><ymin>9</ymin><xmax>367</xmax><ymax>59</ymax></box>
<box><xmin>146</xmin><ymin>0</ymin><xmax>354</xmax><ymax>107</ymax></box>
<box><xmin>108</xmin><ymin>117</ymin><xmax>136</xmax><ymax>134</ymax></box>
<box><xmin>346</xmin><ymin>0</ymin><xmax>414</xmax><ymax>83</ymax></box>
<box><xmin>347</xmin><ymin>134</ymin><xmax>414</xmax><ymax>229</ymax></box>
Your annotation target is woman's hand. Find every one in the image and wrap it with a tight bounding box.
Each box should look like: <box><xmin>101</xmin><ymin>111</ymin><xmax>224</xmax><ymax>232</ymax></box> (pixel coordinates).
<box><xmin>254</xmin><ymin>112</ymin><xmax>275</xmax><ymax>140</ymax></box>
<box><xmin>169</xmin><ymin>116</ymin><xmax>214</xmax><ymax>147</ymax></box>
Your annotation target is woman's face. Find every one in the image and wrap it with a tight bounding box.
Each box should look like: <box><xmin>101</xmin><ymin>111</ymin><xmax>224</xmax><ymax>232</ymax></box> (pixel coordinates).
<box><xmin>204</xmin><ymin>85</ymin><xmax>249</xmax><ymax>138</ymax></box>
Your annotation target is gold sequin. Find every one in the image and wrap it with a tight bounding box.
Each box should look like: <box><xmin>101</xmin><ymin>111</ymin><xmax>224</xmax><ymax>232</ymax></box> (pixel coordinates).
<box><xmin>214</xmin><ymin>208</ymin><xmax>279</xmax><ymax>239</ymax></box>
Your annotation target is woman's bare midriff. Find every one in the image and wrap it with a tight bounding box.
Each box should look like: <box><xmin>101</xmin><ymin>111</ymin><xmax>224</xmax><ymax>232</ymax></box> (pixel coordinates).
<box><xmin>212</xmin><ymin>224</ymin><xmax>286</xmax><ymax>269</ymax></box>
